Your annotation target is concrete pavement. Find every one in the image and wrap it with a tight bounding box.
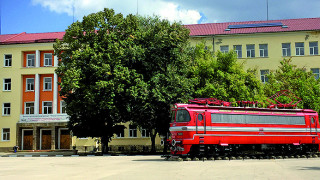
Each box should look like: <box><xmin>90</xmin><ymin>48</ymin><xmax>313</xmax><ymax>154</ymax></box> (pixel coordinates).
<box><xmin>1</xmin><ymin>155</ymin><xmax>320</xmax><ymax>179</ymax></box>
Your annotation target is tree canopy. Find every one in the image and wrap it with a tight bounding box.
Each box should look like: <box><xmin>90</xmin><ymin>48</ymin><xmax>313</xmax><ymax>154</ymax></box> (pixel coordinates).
<box><xmin>263</xmin><ymin>58</ymin><xmax>320</xmax><ymax>111</ymax></box>
<box><xmin>54</xmin><ymin>8</ymin><xmax>193</xmax><ymax>153</ymax></box>
<box><xmin>188</xmin><ymin>43</ymin><xmax>264</xmax><ymax>103</ymax></box>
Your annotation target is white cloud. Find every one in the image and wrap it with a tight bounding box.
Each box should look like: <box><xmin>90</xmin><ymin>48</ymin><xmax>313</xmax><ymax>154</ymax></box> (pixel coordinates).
<box><xmin>32</xmin><ymin>0</ymin><xmax>202</xmax><ymax>24</ymax></box>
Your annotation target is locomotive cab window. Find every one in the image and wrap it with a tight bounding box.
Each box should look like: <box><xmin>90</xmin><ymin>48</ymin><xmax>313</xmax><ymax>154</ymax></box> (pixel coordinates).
<box><xmin>176</xmin><ymin>110</ymin><xmax>191</xmax><ymax>122</ymax></box>
<box><xmin>170</xmin><ymin>111</ymin><xmax>176</xmax><ymax>123</ymax></box>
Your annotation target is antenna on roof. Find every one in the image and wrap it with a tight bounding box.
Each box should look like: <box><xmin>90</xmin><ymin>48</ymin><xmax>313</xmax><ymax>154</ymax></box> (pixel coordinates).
<box><xmin>0</xmin><ymin>0</ymin><xmax>2</xmax><ymax>35</ymax></box>
<box><xmin>137</xmin><ymin>0</ymin><xmax>139</xmax><ymax>15</ymax></box>
<box><xmin>73</xmin><ymin>0</ymin><xmax>75</xmax><ymax>23</ymax></box>
<box><xmin>266</xmin><ymin>0</ymin><xmax>269</xmax><ymax>21</ymax></box>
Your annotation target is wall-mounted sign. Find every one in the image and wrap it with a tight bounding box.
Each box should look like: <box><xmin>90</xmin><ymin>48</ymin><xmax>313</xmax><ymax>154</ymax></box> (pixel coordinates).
<box><xmin>20</xmin><ymin>114</ymin><xmax>69</xmax><ymax>123</ymax></box>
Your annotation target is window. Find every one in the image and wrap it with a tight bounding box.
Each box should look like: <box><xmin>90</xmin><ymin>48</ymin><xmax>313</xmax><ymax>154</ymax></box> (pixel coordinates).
<box><xmin>43</xmin><ymin>102</ymin><xmax>52</xmax><ymax>114</ymax></box>
<box><xmin>25</xmin><ymin>102</ymin><xmax>34</xmax><ymax>114</ymax></box>
<box><xmin>61</xmin><ymin>101</ymin><xmax>66</xmax><ymax>114</ymax></box>
<box><xmin>129</xmin><ymin>125</ymin><xmax>137</xmax><ymax>137</ymax></box>
<box><xmin>2</xmin><ymin>103</ymin><xmax>10</xmax><ymax>116</ymax></box>
<box><xmin>310</xmin><ymin>42</ymin><xmax>318</xmax><ymax>55</ymax></box>
<box><xmin>2</xmin><ymin>128</ymin><xmax>10</xmax><ymax>141</ymax></box>
<box><xmin>311</xmin><ymin>68</ymin><xmax>320</xmax><ymax>80</ymax></box>
<box><xmin>260</xmin><ymin>70</ymin><xmax>269</xmax><ymax>83</ymax></box>
<box><xmin>116</xmin><ymin>125</ymin><xmax>125</xmax><ymax>138</ymax></box>
<box><xmin>176</xmin><ymin>110</ymin><xmax>191</xmax><ymax>122</ymax></box>
<box><xmin>259</xmin><ymin>44</ymin><xmax>268</xmax><ymax>57</ymax></box>
<box><xmin>220</xmin><ymin>45</ymin><xmax>229</xmax><ymax>53</ymax></box>
<box><xmin>44</xmin><ymin>53</ymin><xmax>52</xmax><ymax>66</ymax></box>
<box><xmin>233</xmin><ymin>45</ymin><xmax>242</xmax><ymax>58</ymax></box>
<box><xmin>282</xmin><ymin>43</ymin><xmax>291</xmax><ymax>56</ymax></box>
<box><xmin>4</xmin><ymin>55</ymin><xmax>12</xmax><ymax>67</ymax></box>
<box><xmin>27</xmin><ymin>54</ymin><xmax>35</xmax><ymax>67</ymax></box>
<box><xmin>43</xmin><ymin>77</ymin><xmax>52</xmax><ymax>91</ymax></box>
<box><xmin>3</xmin><ymin>78</ymin><xmax>11</xmax><ymax>91</ymax></box>
<box><xmin>295</xmin><ymin>42</ymin><xmax>304</xmax><ymax>56</ymax></box>
<box><xmin>141</xmin><ymin>128</ymin><xmax>150</xmax><ymax>137</ymax></box>
<box><xmin>246</xmin><ymin>44</ymin><xmax>255</xmax><ymax>58</ymax></box>
<box><xmin>26</xmin><ymin>78</ymin><xmax>34</xmax><ymax>91</ymax></box>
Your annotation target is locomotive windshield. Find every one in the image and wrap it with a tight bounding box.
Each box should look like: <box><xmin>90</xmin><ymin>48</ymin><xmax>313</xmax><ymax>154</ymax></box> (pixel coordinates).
<box><xmin>176</xmin><ymin>110</ymin><xmax>191</xmax><ymax>122</ymax></box>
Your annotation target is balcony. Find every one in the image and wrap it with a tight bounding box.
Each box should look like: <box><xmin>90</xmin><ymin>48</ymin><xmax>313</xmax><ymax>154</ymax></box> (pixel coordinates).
<box><xmin>19</xmin><ymin>114</ymin><xmax>69</xmax><ymax>123</ymax></box>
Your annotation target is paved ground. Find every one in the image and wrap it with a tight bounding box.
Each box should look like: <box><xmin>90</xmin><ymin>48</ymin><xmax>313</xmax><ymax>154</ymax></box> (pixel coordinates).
<box><xmin>1</xmin><ymin>155</ymin><xmax>320</xmax><ymax>180</ymax></box>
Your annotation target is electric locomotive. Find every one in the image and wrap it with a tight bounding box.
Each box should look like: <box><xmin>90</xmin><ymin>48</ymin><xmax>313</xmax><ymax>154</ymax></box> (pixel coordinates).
<box><xmin>168</xmin><ymin>96</ymin><xmax>320</xmax><ymax>157</ymax></box>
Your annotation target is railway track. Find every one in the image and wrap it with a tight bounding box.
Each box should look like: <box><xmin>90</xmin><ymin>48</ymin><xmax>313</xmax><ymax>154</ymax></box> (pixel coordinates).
<box><xmin>163</xmin><ymin>153</ymin><xmax>320</xmax><ymax>161</ymax></box>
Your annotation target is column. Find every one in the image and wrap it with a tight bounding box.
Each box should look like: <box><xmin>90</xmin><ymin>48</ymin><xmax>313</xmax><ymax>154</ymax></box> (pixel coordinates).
<box><xmin>33</xmin><ymin>126</ymin><xmax>37</xmax><ymax>150</ymax></box>
<box><xmin>34</xmin><ymin>74</ymin><xmax>40</xmax><ymax>114</ymax></box>
<box><xmin>53</xmin><ymin>73</ymin><xmax>58</xmax><ymax>114</ymax></box>
<box><xmin>36</xmin><ymin>50</ymin><xmax>40</xmax><ymax>67</ymax></box>
<box><xmin>54</xmin><ymin>55</ymin><xmax>58</xmax><ymax>67</ymax></box>
<box><xmin>51</xmin><ymin>127</ymin><xmax>56</xmax><ymax>150</ymax></box>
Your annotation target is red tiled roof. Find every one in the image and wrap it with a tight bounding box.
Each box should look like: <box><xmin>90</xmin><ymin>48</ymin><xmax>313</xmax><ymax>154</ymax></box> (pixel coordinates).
<box><xmin>0</xmin><ymin>18</ymin><xmax>319</xmax><ymax>44</ymax></box>
<box><xmin>185</xmin><ymin>18</ymin><xmax>320</xmax><ymax>36</ymax></box>
<box><xmin>0</xmin><ymin>32</ymin><xmax>65</xmax><ymax>45</ymax></box>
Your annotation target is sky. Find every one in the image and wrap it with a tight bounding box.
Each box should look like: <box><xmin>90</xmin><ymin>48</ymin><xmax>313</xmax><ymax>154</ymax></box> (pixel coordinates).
<box><xmin>1</xmin><ymin>0</ymin><xmax>320</xmax><ymax>35</ymax></box>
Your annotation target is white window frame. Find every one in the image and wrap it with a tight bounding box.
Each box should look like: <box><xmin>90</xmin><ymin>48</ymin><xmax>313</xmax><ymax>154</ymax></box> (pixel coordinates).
<box><xmin>4</xmin><ymin>54</ymin><xmax>12</xmax><ymax>67</ymax></box>
<box><xmin>25</xmin><ymin>102</ymin><xmax>35</xmax><ymax>114</ymax></box>
<box><xmin>259</xmin><ymin>44</ymin><xmax>268</xmax><ymax>57</ymax></box>
<box><xmin>233</xmin><ymin>45</ymin><xmax>242</xmax><ymax>58</ymax></box>
<box><xmin>129</xmin><ymin>125</ymin><xmax>137</xmax><ymax>138</ymax></box>
<box><xmin>44</xmin><ymin>53</ymin><xmax>53</xmax><ymax>67</ymax></box>
<box><xmin>26</xmin><ymin>54</ymin><xmax>35</xmax><ymax>67</ymax></box>
<box><xmin>2</xmin><ymin>128</ymin><xmax>10</xmax><ymax>141</ymax></box>
<box><xmin>310</xmin><ymin>42</ymin><xmax>318</xmax><ymax>55</ymax></box>
<box><xmin>141</xmin><ymin>128</ymin><xmax>150</xmax><ymax>138</ymax></box>
<box><xmin>26</xmin><ymin>78</ymin><xmax>35</xmax><ymax>91</ymax></box>
<box><xmin>3</xmin><ymin>78</ymin><xmax>11</xmax><ymax>91</ymax></box>
<box><xmin>60</xmin><ymin>101</ymin><xmax>66</xmax><ymax>114</ymax></box>
<box><xmin>295</xmin><ymin>42</ymin><xmax>304</xmax><ymax>56</ymax></box>
<box><xmin>311</xmin><ymin>68</ymin><xmax>320</xmax><ymax>80</ymax></box>
<box><xmin>246</xmin><ymin>44</ymin><xmax>255</xmax><ymax>58</ymax></box>
<box><xmin>43</xmin><ymin>77</ymin><xmax>52</xmax><ymax>91</ymax></box>
<box><xmin>2</xmin><ymin>103</ymin><xmax>11</xmax><ymax>116</ymax></box>
<box><xmin>220</xmin><ymin>45</ymin><xmax>229</xmax><ymax>53</ymax></box>
<box><xmin>282</xmin><ymin>43</ymin><xmax>291</xmax><ymax>57</ymax></box>
<box><xmin>260</xmin><ymin>70</ymin><xmax>269</xmax><ymax>83</ymax></box>
<box><xmin>42</xmin><ymin>101</ymin><xmax>53</xmax><ymax>114</ymax></box>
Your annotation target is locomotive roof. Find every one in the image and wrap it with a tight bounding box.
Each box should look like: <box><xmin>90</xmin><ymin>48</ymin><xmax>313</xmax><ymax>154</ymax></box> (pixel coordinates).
<box><xmin>174</xmin><ymin>103</ymin><xmax>317</xmax><ymax>114</ymax></box>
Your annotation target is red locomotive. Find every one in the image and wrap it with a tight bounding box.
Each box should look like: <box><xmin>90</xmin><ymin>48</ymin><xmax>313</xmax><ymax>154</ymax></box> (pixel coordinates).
<box><xmin>169</xmin><ymin>93</ymin><xmax>320</xmax><ymax>158</ymax></box>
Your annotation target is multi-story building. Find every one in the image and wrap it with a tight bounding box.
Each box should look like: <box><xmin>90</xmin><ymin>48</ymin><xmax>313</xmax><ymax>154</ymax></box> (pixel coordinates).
<box><xmin>1</xmin><ymin>17</ymin><xmax>320</xmax><ymax>152</ymax></box>
<box><xmin>186</xmin><ymin>18</ymin><xmax>320</xmax><ymax>81</ymax></box>
<box><xmin>0</xmin><ymin>32</ymin><xmax>161</xmax><ymax>152</ymax></box>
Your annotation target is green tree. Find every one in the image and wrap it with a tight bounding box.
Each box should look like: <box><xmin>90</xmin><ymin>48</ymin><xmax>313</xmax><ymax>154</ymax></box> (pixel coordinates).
<box><xmin>188</xmin><ymin>43</ymin><xmax>264</xmax><ymax>103</ymax></box>
<box><xmin>128</xmin><ymin>16</ymin><xmax>194</xmax><ymax>152</ymax></box>
<box><xmin>54</xmin><ymin>8</ymin><xmax>193</xmax><ymax>153</ymax></box>
<box><xmin>54</xmin><ymin>9</ymin><xmax>148</xmax><ymax>153</ymax></box>
<box><xmin>263</xmin><ymin>58</ymin><xmax>320</xmax><ymax>111</ymax></box>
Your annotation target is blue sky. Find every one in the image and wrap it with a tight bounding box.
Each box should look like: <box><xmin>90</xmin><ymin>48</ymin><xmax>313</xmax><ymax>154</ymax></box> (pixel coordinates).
<box><xmin>1</xmin><ymin>0</ymin><xmax>320</xmax><ymax>35</ymax></box>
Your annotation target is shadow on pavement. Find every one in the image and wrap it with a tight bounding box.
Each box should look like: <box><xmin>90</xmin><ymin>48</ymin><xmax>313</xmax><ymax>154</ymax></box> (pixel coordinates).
<box><xmin>299</xmin><ymin>167</ymin><xmax>320</xmax><ymax>170</ymax></box>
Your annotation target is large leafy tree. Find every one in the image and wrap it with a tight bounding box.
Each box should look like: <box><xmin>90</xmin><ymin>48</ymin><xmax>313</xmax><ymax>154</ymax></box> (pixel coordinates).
<box><xmin>54</xmin><ymin>9</ymin><xmax>148</xmax><ymax>153</ymax></box>
<box><xmin>129</xmin><ymin>16</ymin><xmax>193</xmax><ymax>152</ymax></box>
<box><xmin>263</xmin><ymin>58</ymin><xmax>320</xmax><ymax>111</ymax></box>
<box><xmin>54</xmin><ymin>9</ymin><xmax>193</xmax><ymax>153</ymax></box>
<box><xmin>188</xmin><ymin>43</ymin><xmax>264</xmax><ymax>103</ymax></box>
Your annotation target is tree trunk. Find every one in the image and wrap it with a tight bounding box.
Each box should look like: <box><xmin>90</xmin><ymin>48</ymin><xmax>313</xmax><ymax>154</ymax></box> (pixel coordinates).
<box><xmin>101</xmin><ymin>136</ymin><xmax>109</xmax><ymax>154</ymax></box>
<box><xmin>151</xmin><ymin>133</ymin><xmax>156</xmax><ymax>153</ymax></box>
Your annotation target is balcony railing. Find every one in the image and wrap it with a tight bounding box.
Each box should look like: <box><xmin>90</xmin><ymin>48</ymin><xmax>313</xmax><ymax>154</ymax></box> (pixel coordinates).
<box><xmin>19</xmin><ymin>114</ymin><xmax>69</xmax><ymax>123</ymax></box>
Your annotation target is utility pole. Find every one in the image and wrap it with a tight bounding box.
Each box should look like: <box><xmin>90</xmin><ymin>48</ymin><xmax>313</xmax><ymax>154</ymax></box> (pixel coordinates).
<box><xmin>267</xmin><ymin>0</ymin><xmax>269</xmax><ymax>21</ymax></box>
<box><xmin>0</xmin><ymin>0</ymin><xmax>2</xmax><ymax>35</ymax></box>
<box><xmin>137</xmin><ymin>0</ymin><xmax>139</xmax><ymax>15</ymax></box>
